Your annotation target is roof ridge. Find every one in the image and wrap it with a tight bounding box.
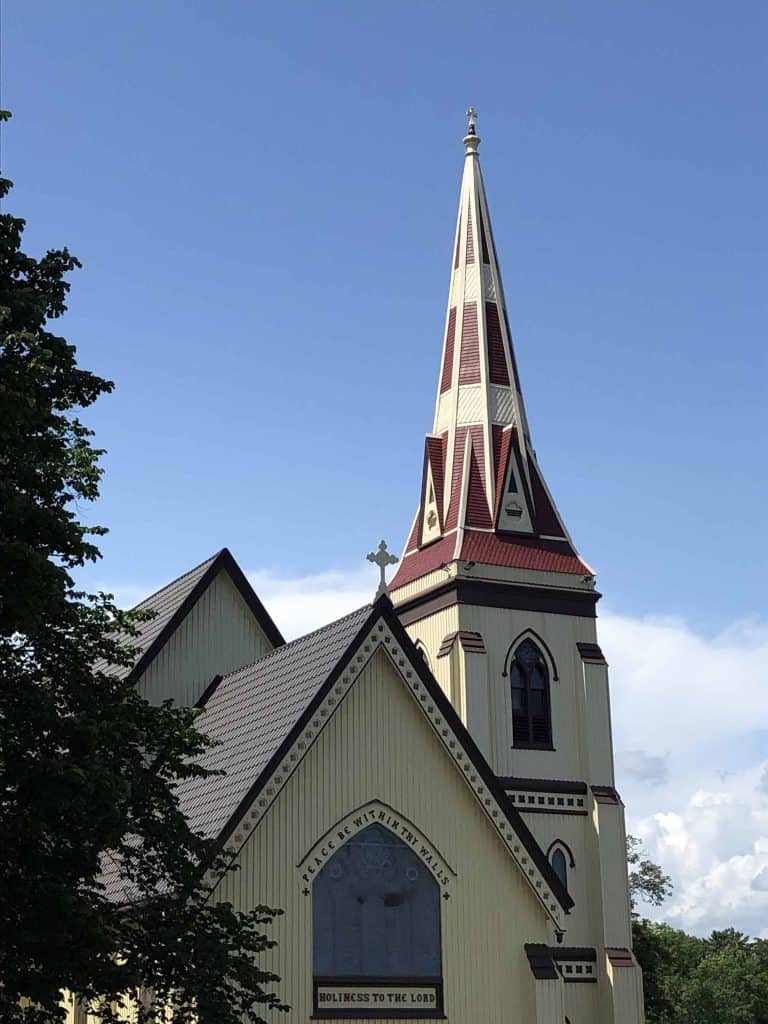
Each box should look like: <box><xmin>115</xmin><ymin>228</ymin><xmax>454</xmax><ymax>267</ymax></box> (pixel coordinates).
<box><xmin>132</xmin><ymin>548</ymin><xmax>225</xmax><ymax>610</ymax></box>
<box><xmin>219</xmin><ymin>602</ymin><xmax>373</xmax><ymax>680</ymax></box>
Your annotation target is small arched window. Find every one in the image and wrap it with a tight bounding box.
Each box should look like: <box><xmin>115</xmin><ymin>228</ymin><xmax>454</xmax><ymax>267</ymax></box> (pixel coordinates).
<box><xmin>509</xmin><ymin>638</ymin><xmax>552</xmax><ymax>748</ymax></box>
<box><xmin>415</xmin><ymin>641</ymin><xmax>432</xmax><ymax>671</ymax></box>
<box><xmin>551</xmin><ymin>848</ymin><xmax>568</xmax><ymax>892</ymax></box>
<box><xmin>313</xmin><ymin>823</ymin><xmax>442</xmax><ymax>981</ymax></box>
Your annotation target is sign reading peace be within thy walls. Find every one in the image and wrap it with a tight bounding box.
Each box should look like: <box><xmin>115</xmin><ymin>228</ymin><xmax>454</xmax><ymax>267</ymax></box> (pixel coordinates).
<box><xmin>315</xmin><ymin>984</ymin><xmax>440</xmax><ymax>1013</ymax></box>
<box><xmin>298</xmin><ymin>802</ymin><xmax>455</xmax><ymax>890</ymax></box>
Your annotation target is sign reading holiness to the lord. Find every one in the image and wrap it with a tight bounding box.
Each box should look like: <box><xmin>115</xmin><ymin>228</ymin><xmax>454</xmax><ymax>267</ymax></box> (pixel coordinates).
<box><xmin>314</xmin><ymin>983</ymin><xmax>442</xmax><ymax>1019</ymax></box>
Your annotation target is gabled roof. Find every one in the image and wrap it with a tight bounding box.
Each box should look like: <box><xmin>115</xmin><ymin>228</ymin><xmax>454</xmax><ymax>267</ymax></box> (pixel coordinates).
<box><xmin>96</xmin><ymin>548</ymin><xmax>284</xmax><ymax>681</ymax></box>
<box><xmin>174</xmin><ymin>595</ymin><xmax>573</xmax><ymax>921</ymax></box>
<box><xmin>178</xmin><ymin>605</ymin><xmax>372</xmax><ymax>840</ymax></box>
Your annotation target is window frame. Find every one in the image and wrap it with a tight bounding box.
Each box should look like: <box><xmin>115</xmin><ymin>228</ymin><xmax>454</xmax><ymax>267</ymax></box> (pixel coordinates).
<box><xmin>508</xmin><ymin>638</ymin><xmax>554</xmax><ymax>750</ymax></box>
<box><xmin>312</xmin><ymin>823</ymin><xmax>445</xmax><ymax>1019</ymax></box>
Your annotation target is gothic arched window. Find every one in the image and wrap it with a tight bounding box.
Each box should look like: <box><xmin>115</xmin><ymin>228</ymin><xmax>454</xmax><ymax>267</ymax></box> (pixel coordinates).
<box><xmin>551</xmin><ymin>848</ymin><xmax>568</xmax><ymax>892</ymax></box>
<box><xmin>313</xmin><ymin>823</ymin><xmax>442</xmax><ymax>980</ymax></box>
<box><xmin>509</xmin><ymin>638</ymin><xmax>552</xmax><ymax>748</ymax></box>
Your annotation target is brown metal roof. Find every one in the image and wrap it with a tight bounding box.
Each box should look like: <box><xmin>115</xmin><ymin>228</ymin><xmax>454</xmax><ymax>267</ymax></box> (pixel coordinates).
<box><xmin>103</xmin><ymin>596</ymin><xmax>572</xmax><ymax>916</ymax></box>
<box><xmin>177</xmin><ymin>604</ymin><xmax>373</xmax><ymax>841</ymax></box>
<box><xmin>94</xmin><ymin>548</ymin><xmax>284</xmax><ymax>681</ymax></box>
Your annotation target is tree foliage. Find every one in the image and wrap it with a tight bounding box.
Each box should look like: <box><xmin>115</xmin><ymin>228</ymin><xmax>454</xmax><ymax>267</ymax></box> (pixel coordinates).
<box><xmin>627</xmin><ymin>834</ymin><xmax>673</xmax><ymax>913</ymax></box>
<box><xmin>627</xmin><ymin>839</ymin><xmax>768</xmax><ymax>1024</ymax></box>
<box><xmin>0</xmin><ymin>111</ymin><xmax>284</xmax><ymax>1024</ymax></box>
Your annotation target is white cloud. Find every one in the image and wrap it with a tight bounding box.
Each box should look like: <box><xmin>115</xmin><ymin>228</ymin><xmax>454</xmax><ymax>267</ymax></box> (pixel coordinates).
<box><xmin>600</xmin><ymin>611</ymin><xmax>768</xmax><ymax>760</ymax></box>
<box><xmin>599</xmin><ymin>610</ymin><xmax>768</xmax><ymax>936</ymax></box>
<box><xmin>616</xmin><ymin>750</ymin><xmax>669</xmax><ymax>785</ymax></box>
<box><xmin>245</xmin><ymin>566</ymin><xmax>373</xmax><ymax>640</ymax></box>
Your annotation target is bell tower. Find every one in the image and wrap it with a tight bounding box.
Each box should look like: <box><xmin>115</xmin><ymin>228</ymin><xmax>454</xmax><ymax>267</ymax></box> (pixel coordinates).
<box><xmin>390</xmin><ymin>112</ymin><xmax>645</xmax><ymax>1022</ymax></box>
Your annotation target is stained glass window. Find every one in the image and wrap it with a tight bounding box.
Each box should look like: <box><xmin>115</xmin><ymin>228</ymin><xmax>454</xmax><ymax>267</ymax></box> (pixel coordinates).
<box><xmin>313</xmin><ymin>824</ymin><xmax>442</xmax><ymax>979</ymax></box>
<box><xmin>551</xmin><ymin>848</ymin><xmax>568</xmax><ymax>892</ymax></box>
<box><xmin>510</xmin><ymin>638</ymin><xmax>552</xmax><ymax>748</ymax></box>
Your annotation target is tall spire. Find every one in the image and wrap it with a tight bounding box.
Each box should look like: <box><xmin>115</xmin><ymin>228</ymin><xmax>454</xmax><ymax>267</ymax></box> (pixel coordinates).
<box><xmin>390</xmin><ymin>113</ymin><xmax>590</xmax><ymax>593</ymax></box>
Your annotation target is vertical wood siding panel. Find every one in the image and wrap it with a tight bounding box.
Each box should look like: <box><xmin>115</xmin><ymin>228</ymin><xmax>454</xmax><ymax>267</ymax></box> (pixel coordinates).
<box><xmin>138</xmin><ymin>573</ymin><xmax>273</xmax><ymax>707</ymax></box>
<box><xmin>214</xmin><ymin>649</ymin><xmax>546</xmax><ymax>1024</ymax></box>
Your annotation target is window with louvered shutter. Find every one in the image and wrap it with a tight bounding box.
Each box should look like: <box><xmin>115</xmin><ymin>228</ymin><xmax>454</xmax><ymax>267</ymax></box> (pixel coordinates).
<box><xmin>509</xmin><ymin>638</ymin><xmax>552</xmax><ymax>748</ymax></box>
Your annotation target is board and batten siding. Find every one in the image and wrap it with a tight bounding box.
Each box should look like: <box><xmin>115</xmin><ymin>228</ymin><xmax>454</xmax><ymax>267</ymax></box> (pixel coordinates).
<box><xmin>214</xmin><ymin>647</ymin><xmax>551</xmax><ymax>1024</ymax></box>
<box><xmin>138</xmin><ymin>571</ymin><xmax>274</xmax><ymax>708</ymax></box>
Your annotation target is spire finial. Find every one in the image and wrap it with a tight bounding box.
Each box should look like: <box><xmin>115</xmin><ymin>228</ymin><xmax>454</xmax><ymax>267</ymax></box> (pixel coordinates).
<box><xmin>466</xmin><ymin>106</ymin><xmax>479</xmax><ymax>135</ymax></box>
<box><xmin>366</xmin><ymin>539</ymin><xmax>399</xmax><ymax>598</ymax></box>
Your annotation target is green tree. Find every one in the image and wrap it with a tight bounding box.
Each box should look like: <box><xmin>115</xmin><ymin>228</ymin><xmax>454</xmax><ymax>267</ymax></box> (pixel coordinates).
<box><xmin>679</xmin><ymin>947</ymin><xmax>768</xmax><ymax>1024</ymax></box>
<box><xmin>0</xmin><ymin>111</ymin><xmax>284</xmax><ymax>1024</ymax></box>
<box><xmin>627</xmin><ymin>834</ymin><xmax>673</xmax><ymax>914</ymax></box>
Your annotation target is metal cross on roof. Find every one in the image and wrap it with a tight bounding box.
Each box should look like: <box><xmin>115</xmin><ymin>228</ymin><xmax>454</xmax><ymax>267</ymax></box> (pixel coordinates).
<box><xmin>366</xmin><ymin>539</ymin><xmax>399</xmax><ymax>598</ymax></box>
<box><xmin>466</xmin><ymin>106</ymin><xmax>478</xmax><ymax>135</ymax></box>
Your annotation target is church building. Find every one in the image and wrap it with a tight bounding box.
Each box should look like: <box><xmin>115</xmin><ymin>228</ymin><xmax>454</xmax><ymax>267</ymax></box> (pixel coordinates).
<box><xmin>89</xmin><ymin>113</ymin><xmax>645</xmax><ymax>1023</ymax></box>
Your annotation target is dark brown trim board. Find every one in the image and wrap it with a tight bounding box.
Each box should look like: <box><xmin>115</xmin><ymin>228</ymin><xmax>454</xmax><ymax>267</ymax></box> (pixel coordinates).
<box><xmin>397</xmin><ymin>578</ymin><xmax>599</xmax><ymax>626</ymax></box>
<box><xmin>524</xmin><ymin>944</ymin><xmax>558</xmax><ymax>980</ymax></box>
<box><xmin>497</xmin><ymin>778</ymin><xmax>588</xmax><ymax>795</ymax></box>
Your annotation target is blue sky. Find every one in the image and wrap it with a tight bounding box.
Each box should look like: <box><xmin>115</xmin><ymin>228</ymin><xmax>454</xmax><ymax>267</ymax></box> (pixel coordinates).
<box><xmin>5</xmin><ymin>1</ymin><xmax>766</xmax><ymax>629</ymax></box>
<box><xmin>5</xmin><ymin>2</ymin><xmax>768</xmax><ymax>933</ymax></box>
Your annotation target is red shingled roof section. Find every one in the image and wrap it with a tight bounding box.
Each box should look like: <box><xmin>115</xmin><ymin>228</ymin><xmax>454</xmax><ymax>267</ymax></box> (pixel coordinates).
<box><xmin>439</xmin><ymin>307</ymin><xmax>457</xmax><ymax>394</ymax></box>
<box><xmin>465</xmin><ymin>202</ymin><xmax>475</xmax><ymax>264</ymax></box>
<box><xmin>460</xmin><ymin>531</ymin><xmax>587</xmax><ymax>575</ymax></box>
<box><xmin>529</xmin><ymin>459</ymin><xmax>566</xmax><ymax>537</ymax></box>
<box><xmin>493</xmin><ymin>426</ymin><xmax>512</xmax><ymax>522</ymax></box>
<box><xmin>486</xmin><ymin>302</ymin><xmax>511</xmax><ymax>386</ymax></box>
<box><xmin>390</xmin><ymin>533</ymin><xmax>457</xmax><ymax>590</ymax></box>
<box><xmin>465</xmin><ymin>427</ymin><xmax>492</xmax><ymax>528</ymax></box>
<box><xmin>458</xmin><ymin>303</ymin><xmax>480</xmax><ymax>385</ymax></box>
<box><xmin>402</xmin><ymin>514</ymin><xmax>421</xmax><ymax>555</ymax></box>
<box><xmin>444</xmin><ymin>427</ymin><xmax>468</xmax><ymax>531</ymax></box>
<box><xmin>426</xmin><ymin>435</ymin><xmax>446</xmax><ymax>527</ymax></box>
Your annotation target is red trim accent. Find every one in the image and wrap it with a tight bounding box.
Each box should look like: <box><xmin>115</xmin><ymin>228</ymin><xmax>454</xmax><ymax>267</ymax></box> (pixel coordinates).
<box><xmin>529</xmin><ymin>459</ymin><xmax>565</xmax><ymax>537</ymax></box>
<box><xmin>425</xmin><ymin>435</ymin><xmax>446</xmax><ymax>529</ymax></box>
<box><xmin>486</xmin><ymin>302</ymin><xmax>511</xmax><ymax>386</ymax></box>
<box><xmin>465</xmin><ymin>427</ymin><xmax>492</xmax><ymax>528</ymax></box>
<box><xmin>465</xmin><ymin>202</ymin><xmax>475</xmax><ymax>265</ymax></box>
<box><xmin>458</xmin><ymin>303</ymin><xmax>480</xmax><ymax>385</ymax></box>
<box><xmin>493</xmin><ymin>426</ymin><xmax>512</xmax><ymax>523</ymax></box>
<box><xmin>389</xmin><ymin>534</ymin><xmax>456</xmax><ymax>590</ymax></box>
<box><xmin>460</xmin><ymin>531</ymin><xmax>586</xmax><ymax>575</ymax></box>
<box><xmin>454</xmin><ymin>212</ymin><xmax>461</xmax><ymax>269</ymax></box>
<box><xmin>444</xmin><ymin>427</ymin><xmax>469</xmax><ymax>531</ymax></box>
<box><xmin>402</xmin><ymin>515</ymin><xmax>421</xmax><ymax>555</ymax></box>
<box><xmin>508</xmin><ymin>428</ymin><xmax>535</xmax><ymax>522</ymax></box>
<box><xmin>439</xmin><ymin>307</ymin><xmax>457</xmax><ymax>394</ymax></box>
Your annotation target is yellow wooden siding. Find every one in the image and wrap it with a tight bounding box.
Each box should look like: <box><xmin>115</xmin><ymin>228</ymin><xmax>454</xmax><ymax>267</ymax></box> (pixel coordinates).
<box><xmin>214</xmin><ymin>647</ymin><xmax>550</xmax><ymax>1024</ymax></box>
<box><xmin>138</xmin><ymin>571</ymin><xmax>273</xmax><ymax>707</ymax></box>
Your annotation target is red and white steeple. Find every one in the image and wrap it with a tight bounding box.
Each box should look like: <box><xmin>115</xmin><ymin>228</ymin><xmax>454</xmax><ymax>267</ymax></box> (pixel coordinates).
<box><xmin>391</xmin><ymin>111</ymin><xmax>590</xmax><ymax>592</ymax></box>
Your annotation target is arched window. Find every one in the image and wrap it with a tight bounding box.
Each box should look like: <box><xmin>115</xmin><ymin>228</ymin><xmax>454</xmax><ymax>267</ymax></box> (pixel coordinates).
<box><xmin>547</xmin><ymin>840</ymin><xmax>575</xmax><ymax>897</ymax></box>
<box><xmin>509</xmin><ymin>638</ymin><xmax>552</xmax><ymax>748</ymax></box>
<box><xmin>313</xmin><ymin>823</ymin><xmax>442</xmax><ymax>981</ymax></box>
<box><xmin>551</xmin><ymin>848</ymin><xmax>568</xmax><ymax>891</ymax></box>
<box><xmin>415</xmin><ymin>641</ymin><xmax>432</xmax><ymax>670</ymax></box>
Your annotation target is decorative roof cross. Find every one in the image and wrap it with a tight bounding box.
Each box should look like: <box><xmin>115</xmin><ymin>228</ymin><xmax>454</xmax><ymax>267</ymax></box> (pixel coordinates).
<box><xmin>366</xmin><ymin>540</ymin><xmax>399</xmax><ymax>598</ymax></box>
<box><xmin>466</xmin><ymin>106</ymin><xmax>478</xmax><ymax>135</ymax></box>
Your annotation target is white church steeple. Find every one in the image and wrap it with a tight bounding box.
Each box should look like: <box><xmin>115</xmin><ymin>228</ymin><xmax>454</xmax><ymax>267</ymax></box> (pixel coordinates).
<box><xmin>391</xmin><ymin>112</ymin><xmax>588</xmax><ymax>592</ymax></box>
